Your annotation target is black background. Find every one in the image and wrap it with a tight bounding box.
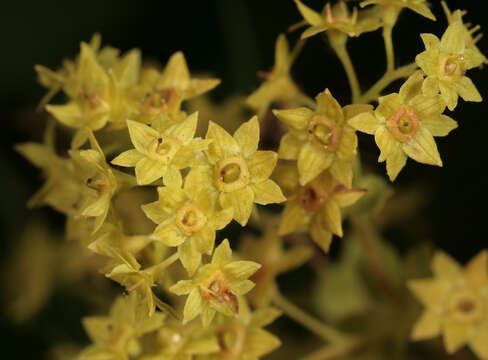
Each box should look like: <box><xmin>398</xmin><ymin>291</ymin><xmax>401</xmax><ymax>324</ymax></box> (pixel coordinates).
<box><xmin>1</xmin><ymin>0</ymin><xmax>487</xmax><ymax>358</ymax></box>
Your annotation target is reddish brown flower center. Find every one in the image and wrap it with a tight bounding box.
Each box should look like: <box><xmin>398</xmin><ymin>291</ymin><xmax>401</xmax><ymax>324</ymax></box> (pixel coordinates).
<box><xmin>297</xmin><ymin>181</ymin><xmax>329</xmax><ymax>213</ymax></box>
<box><xmin>439</xmin><ymin>54</ymin><xmax>466</xmax><ymax>81</ymax></box>
<box><xmin>174</xmin><ymin>202</ymin><xmax>207</xmax><ymax>236</ymax></box>
<box><xmin>446</xmin><ymin>289</ymin><xmax>484</xmax><ymax>324</ymax></box>
<box><xmin>386</xmin><ymin>107</ymin><xmax>420</xmax><ymax>142</ymax></box>
<box><xmin>201</xmin><ymin>272</ymin><xmax>239</xmax><ymax>314</ymax></box>
<box><xmin>214</xmin><ymin>155</ymin><xmax>250</xmax><ymax>193</ymax></box>
<box><xmin>141</xmin><ymin>88</ymin><xmax>181</xmax><ymax>116</ymax></box>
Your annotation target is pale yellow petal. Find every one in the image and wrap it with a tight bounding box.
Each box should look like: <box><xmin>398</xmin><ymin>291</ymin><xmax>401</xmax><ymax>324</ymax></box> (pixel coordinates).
<box><xmin>408</xmin><ymin>279</ymin><xmax>449</xmax><ymax>309</ymax></box>
<box><xmin>469</xmin><ymin>327</ymin><xmax>488</xmax><ymax>359</ymax></box>
<box><xmin>166</xmin><ymin>111</ymin><xmax>198</xmax><ymax>144</ymax></box>
<box><xmin>333</xmin><ymin>187</ymin><xmax>366</xmax><ymax>207</ymax></box>
<box><xmin>127</xmin><ymin>120</ymin><xmax>159</xmax><ymax>154</ymax></box>
<box><xmin>141</xmin><ymin>201</ymin><xmax>168</xmax><ymax>224</ymax></box>
<box><xmin>410</xmin><ymin>94</ymin><xmax>445</xmax><ymax>119</ymax></box>
<box><xmin>273</xmin><ymin>108</ymin><xmax>312</xmax><ymax>131</ymax></box>
<box><xmin>420</xmin><ymin>33</ymin><xmax>441</xmax><ymax>50</ymax></box>
<box><xmin>453</xmin><ymin>76</ymin><xmax>482</xmax><ymax>103</ymax></box>
<box><xmin>205</xmin><ymin>121</ymin><xmax>239</xmax><ymax>163</ymax></box>
<box><xmin>330</xmin><ymin>160</ymin><xmax>353</xmax><ymax>187</ymax></box>
<box><xmin>169</xmin><ymin>280</ymin><xmax>194</xmax><ymax>295</ymax></box>
<box><xmin>432</xmin><ymin>251</ymin><xmax>462</xmax><ymax>281</ymax></box>
<box><xmin>294</xmin><ymin>0</ymin><xmax>323</xmax><ymax>26</ymax></box>
<box><xmin>179</xmin><ymin>240</ymin><xmax>201</xmax><ymax>276</ymax></box>
<box><xmin>336</xmin><ymin>125</ymin><xmax>358</xmax><ymax>162</ymax></box>
<box><xmin>279</xmin><ymin>201</ymin><xmax>310</xmax><ymax>235</ymax></box>
<box><xmin>45</xmin><ymin>103</ymin><xmax>82</xmax><ymax>128</ymax></box>
<box><xmin>297</xmin><ymin>142</ymin><xmax>334</xmax><ymax>185</ymax></box>
<box><xmin>411</xmin><ymin>311</ymin><xmax>442</xmax><ymax>340</ymax></box>
<box><xmin>439</xmin><ymin>81</ymin><xmax>459</xmax><ymax>111</ymax></box>
<box><xmin>251</xmin><ymin>179</ymin><xmax>286</xmax><ymax>205</ymax></box>
<box><xmin>219</xmin><ymin>187</ymin><xmax>255</xmax><ymax>226</ymax></box>
<box><xmin>440</xmin><ymin>21</ymin><xmax>466</xmax><ymax>54</ymax></box>
<box><xmin>464</xmin><ymin>250</ymin><xmax>488</xmax><ymax>289</ymax></box>
<box><xmin>309</xmin><ymin>216</ymin><xmax>333</xmax><ymax>252</ymax></box>
<box><xmin>422</xmin><ymin>76</ymin><xmax>440</xmax><ymax>96</ymax></box>
<box><xmin>415</xmin><ymin>49</ymin><xmax>439</xmax><ymax>76</ymax></box>
<box><xmin>386</xmin><ymin>144</ymin><xmax>407</xmax><ymax>181</ymax></box>
<box><xmin>135</xmin><ymin>157</ymin><xmax>167</xmax><ymax>185</ymax></box>
<box><xmin>157</xmin><ymin>51</ymin><xmax>190</xmax><ymax>90</ymax></box>
<box><xmin>301</xmin><ymin>24</ymin><xmax>329</xmax><ymax>39</ymax></box>
<box><xmin>402</xmin><ymin>127</ymin><xmax>442</xmax><ymax>166</ymax></box>
<box><xmin>152</xmin><ymin>220</ymin><xmax>184</xmax><ymax>247</ymax></box>
<box><xmin>224</xmin><ymin>261</ymin><xmax>261</xmax><ymax>281</ymax></box>
<box><xmin>375</xmin><ymin>93</ymin><xmax>402</xmax><ymax>121</ymax></box>
<box><xmin>316</xmin><ymin>89</ymin><xmax>344</xmax><ymax>123</ymax></box>
<box><xmin>183</xmin><ymin>288</ymin><xmax>203</xmax><ymax>323</ymax></box>
<box><xmin>274</xmin><ymin>34</ymin><xmax>290</xmax><ymax>74</ymax></box>
<box><xmin>374</xmin><ymin>126</ymin><xmax>397</xmax><ymax>162</ymax></box>
<box><xmin>212</xmin><ymin>239</ymin><xmax>232</xmax><ymax>266</ymax></box>
<box><xmin>443</xmin><ymin>320</ymin><xmax>470</xmax><ymax>354</ymax></box>
<box><xmin>399</xmin><ymin>71</ymin><xmax>424</xmax><ymax>104</ymax></box>
<box><xmin>111</xmin><ymin>149</ymin><xmax>144</xmax><ymax>167</ymax></box>
<box><xmin>184</xmin><ymin>78</ymin><xmax>221</xmax><ymax>99</ymax></box>
<box><xmin>229</xmin><ymin>279</ymin><xmax>255</xmax><ymax>295</ymax></box>
<box><xmin>321</xmin><ymin>199</ymin><xmax>343</xmax><ymax>237</ymax></box>
<box><xmin>348</xmin><ymin>112</ymin><xmax>380</xmax><ymax>135</ymax></box>
<box><xmin>233</xmin><ymin>116</ymin><xmax>260</xmax><ymax>158</ymax></box>
<box><xmin>278</xmin><ymin>133</ymin><xmax>305</xmax><ymax>160</ymax></box>
<box><xmin>193</xmin><ymin>224</ymin><xmax>215</xmax><ymax>255</ymax></box>
<box><xmin>421</xmin><ymin>115</ymin><xmax>458</xmax><ymax>137</ymax></box>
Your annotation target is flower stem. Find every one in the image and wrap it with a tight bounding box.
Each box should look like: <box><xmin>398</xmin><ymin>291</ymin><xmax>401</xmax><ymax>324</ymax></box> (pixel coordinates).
<box><xmin>146</xmin><ymin>251</ymin><xmax>180</xmax><ymax>276</ymax></box>
<box><xmin>383</xmin><ymin>24</ymin><xmax>395</xmax><ymax>73</ymax></box>
<box><xmin>330</xmin><ymin>42</ymin><xmax>361</xmax><ymax>104</ymax></box>
<box><xmin>272</xmin><ymin>291</ymin><xmax>346</xmax><ymax>343</ymax></box>
<box><xmin>358</xmin><ymin>62</ymin><xmax>418</xmax><ymax>104</ymax></box>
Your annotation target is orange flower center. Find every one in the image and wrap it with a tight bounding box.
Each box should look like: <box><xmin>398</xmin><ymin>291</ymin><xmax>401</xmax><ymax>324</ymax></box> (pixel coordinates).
<box><xmin>174</xmin><ymin>202</ymin><xmax>207</xmax><ymax>236</ymax></box>
<box><xmin>141</xmin><ymin>88</ymin><xmax>181</xmax><ymax>116</ymax></box>
<box><xmin>297</xmin><ymin>181</ymin><xmax>329</xmax><ymax>213</ymax></box>
<box><xmin>386</xmin><ymin>107</ymin><xmax>420</xmax><ymax>142</ymax></box>
<box><xmin>308</xmin><ymin>115</ymin><xmax>342</xmax><ymax>152</ymax></box>
<box><xmin>201</xmin><ymin>272</ymin><xmax>239</xmax><ymax>314</ymax></box>
<box><xmin>324</xmin><ymin>2</ymin><xmax>357</xmax><ymax>25</ymax></box>
<box><xmin>214</xmin><ymin>155</ymin><xmax>250</xmax><ymax>192</ymax></box>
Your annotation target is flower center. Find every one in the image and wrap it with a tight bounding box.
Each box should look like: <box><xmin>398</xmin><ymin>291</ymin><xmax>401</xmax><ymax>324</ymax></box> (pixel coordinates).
<box><xmin>297</xmin><ymin>181</ymin><xmax>329</xmax><ymax>213</ymax></box>
<box><xmin>308</xmin><ymin>115</ymin><xmax>342</xmax><ymax>152</ymax></box>
<box><xmin>446</xmin><ymin>289</ymin><xmax>484</xmax><ymax>324</ymax></box>
<box><xmin>148</xmin><ymin>136</ymin><xmax>180</xmax><ymax>163</ymax></box>
<box><xmin>201</xmin><ymin>272</ymin><xmax>239</xmax><ymax>314</ymax></box>
<box><xmin>141</xmin><ymin>88</ymin><xmax>181</xmax><ymax>116</ymax></box>
<box><xmin>386</xmin><ymin>107</ymin><xmax>420</xmax><ymax>142</ymax></box>
<box><xmin>79</xmin><ymin>90</ymin><xmax>109</xmax><ymax>118</ymax></box>
<box><xmin>174</xmin><ymin>202</ymin><xmax>207</xmax><ymax>236</ymax></box>
<box><xmin>324</xmin><ymin>2</ymin><xmax>357</xmax><ymax>25</ymax></box>
<box><xmin>439</xmin><ymin>54</ymin><xmax>466</xmax><ymax>81</ymax></box>
<box><xmin>214</xmin><ymin>155</ymin><xmax>250</xmax><ymax>192</ymax></box>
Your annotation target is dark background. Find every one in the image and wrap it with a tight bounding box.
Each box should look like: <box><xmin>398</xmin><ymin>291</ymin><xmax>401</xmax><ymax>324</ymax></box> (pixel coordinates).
<box><xmin>1</xmin><ymin>0</ymin><xmax>487</xmax><ymax>358</ymax></box>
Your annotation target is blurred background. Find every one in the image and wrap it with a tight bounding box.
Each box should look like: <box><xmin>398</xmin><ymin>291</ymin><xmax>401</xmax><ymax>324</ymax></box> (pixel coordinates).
<box><xmin>1</xmin><ymin>0</ymin><xmax>487</xmax><ymax>358</ymax></box>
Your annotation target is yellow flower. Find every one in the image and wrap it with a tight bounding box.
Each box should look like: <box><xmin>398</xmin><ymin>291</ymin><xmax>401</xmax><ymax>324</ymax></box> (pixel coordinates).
<box><xmin>349</xmin><ymin>71</ymin><xmax>458</xmax><ymax>181</ymax></box>
<box><xmin>416</xmin><ymin>19</ymin><xmax>485</xmax><ymax>110</ymax></box>
<box><xmin>274</xmin><ymin>89</ymin><xmax>372</xmax><ymax>186</ymax></box>
<box><xmin>279</xmin><ymin>170</ymin><xmax>365</xmax><ymax>252</ymax></box>
<box><xmin>204</xmin><ymin>299</ymin><xmax>281</xmax><ymax>359</ymax></box>
<box><xmin>408</xmin><ymin>251</ymin><xmax>488</xmax><ymax>358</ymax></box>
<box><xmin>202</xmin><ymin>116</ymin><xmax>286</xmax><ymax>226</ymax></box>
<box><xmin>111</xmin><ymin>112</ymin><xmax>209</xmax><ymax>186</ymax></box>
<box><xmin>71</xmin><ymin>131</ymin><xmax>135</xmax><ymax>233</ymax></box>
<box><xmin>441</xmin><ymin>1</ymin><xmax>488</xmax><ymax>69</ymax></box>
<box><xmin>169</xmin><ymin>240</ymin><xmax>261</xmax><ymax>327</ymax></box>
<box><xmin>239</xmin><ymin>216</ymin><xmax>313</xmax><ymax>307</ymax></box>
<box><xmin>246</xmin><ymin>34</ymin><xmax>314</xmax><ymax>118</ymax></box>
<box><xmin>136</xmin><ymin>52</ymin><xmax>220</xmax><ymax>123</ymax></box>
<box><xmin>80</xmin><ymin>292</ymin><xmax>165</xmax><ymax>360</ymax></box>
<box><xmin>360</xmin><ymin>0</ymin><xmax>435</xmax><ymax>23</ymax></box>
<box><xmin>141</xmin><ymin>168</ymin><xmax>233</xmax><ymax>275</ymax></box>
<box><xmin>294</xmin><ymin>0</ymin><xmax>382</xmax><ymax>39</ymax></box>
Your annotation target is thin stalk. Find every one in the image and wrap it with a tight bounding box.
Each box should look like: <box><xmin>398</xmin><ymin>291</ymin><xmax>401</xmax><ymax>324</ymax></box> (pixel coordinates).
<box><xmin>331</xmin><ymin>43</ymin><xmax>361</xmax><ymax>103</ymax></box>
<box><xmin>359</xmin><ymin>62</ymin><xmax>418</xmax><ymax>103</ymax></box>
<box><xmin>383</xmin><ymin>24</ymin><xmax>395</xmax><ymax>73</ymax></box>
<box><xmin>272</xmin><ymin>291</ymin><xmax>346</xmax><ymax>343</ymax></box>
<box><xmin>146</xmin><ymin>251</ymin><xmax>180</xmax><ymax>276</ymax></box>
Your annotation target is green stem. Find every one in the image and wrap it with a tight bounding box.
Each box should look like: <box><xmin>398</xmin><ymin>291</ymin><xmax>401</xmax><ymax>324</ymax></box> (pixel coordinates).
<box><xmin>329</xmin><ymin>38</ymin><xmax>361</xmax><ymax>103</ymax></box>
<box><xmin>272</xmin><ymin>292</ymin><xmax>346</xmax><ymax>343</ymax></box>
<box><xmin>358</xmin><ymin>62</ymin><xmax>418</xmax><ymax>104</ymax></box>
<box><xmin>383</xmin><ymin>24</ymin><xmax>395</xmax><ymax>73</ymax></box>
<box><xmin>146</xmin><ymin>252</ymin><xmax>179</xmax><ymax>276</ymax></box>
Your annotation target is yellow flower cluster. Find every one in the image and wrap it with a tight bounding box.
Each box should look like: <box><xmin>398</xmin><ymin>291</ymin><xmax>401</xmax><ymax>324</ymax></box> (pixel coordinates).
<box><xmin>13</xmin><ymin>1</ymin><xmax>488</xmax><ymax>359</ymax></box>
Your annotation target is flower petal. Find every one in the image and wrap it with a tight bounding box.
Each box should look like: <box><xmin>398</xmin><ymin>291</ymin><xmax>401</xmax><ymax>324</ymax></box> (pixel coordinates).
<box><xmin>464</xmin><ymin>250</ymin><xmax>488</xmax><ymax>289</ymax></box>
<box><xmin>141</xmin><ymin>200</ymin><xmax>169</xmax><ymax>224</ymax></box>
<box><xmin>166</xmin><ymin>111</ymin><xmax>198</xmax><ymax>144</ymax></box>
<box><xmin>157</xmin><ymin>51</ymin><xmax>190</xmax><ymax>91</ymax></box>
<box><xmin>329</xmin><ymin>160</ymin><xmax>353</xmax><ymax>187</ymax></box>
<box><xmin>135</xmin><ymin>157</ymin><xmax>167</xmax><ymax>185</ymax></box>
<box><xmin>309</xmin><ymin>216</ymin><xmax>333</xmax><ymax>252</ymax></box>
<box><xmin>421</xmin><ymin>115</ymin><xmax>458</xmax><ymax>137</ymax></box>
<box><xmin>170</xmin><ymin>280</ymin><xmax>194</xmax><ymax>295</ymax></box>
<box><xmin>443</xmin><ymin>320</ymin><xmax>470</xmax><ymax>354</ymax></box>
<box><xmin>336</xmin><ymin>125</ymin><xmax>358</xmax><ymax>162</ymax></box>
<box><xmin>411</xmin><ymin>311</ymin><xmax>442</xmax><ymax>341</ymax></box>
<box><xmin>386</xmin><ymin>144</ymin><xmax>407</xmax><ymax>181</ymax></box>
<box><xmin>415</xmin><ymin>49</ymin><xmax>439</xmax><ymax>76</ymax></box>
<box><xmin>301</xmin><ymin>24</ymin><xmax>329</xmax><ymax>39</ymax></box>
<box><xmin>453</xmin><ymin>76</ymin><xmax>482</xmax><ymax>103</ymax></box>
<box><xmin>374</xmin><ymin>126</ymin><xmax>397</xmax><ymax>162</ymax></box>
<box><xmin>432</xmin><ymin>251</ymin><xmax>462</xmax><ymax>281</ymax></box>
<box><xmin>194</xmin><ymin>224</ymin><xmax>216</xmax><ymax>255</ymax></box>
<box><xmin>234</xmin><ymin>116</ymin><xmax>260</xmax><ymax>158</ymax></box>
<box><xmin>420</xmin><ymin>33</ymin><xmax>440</xmax><ymax>50</ymax></box>
<box><xmin>212</xmin><ymin>239</ymin><xmax>232</xmax><ymax>266</ymax></box>
<box><xmin>127</xmin><ymin>120</ymin><xmax>159</xmax><ymax>154</ymax></box>
<box><xmin>440</xmin><ymin>21</ymin><xmax>466</xmax><ymax>54</ymax></box>
<box><xmin>410</xmin><ymin>94</ymin><xmax>446</xmax><ymax>119</ymax></box>
<box><xmin>422</xmin><ymin>76</ymin><xmax>440</xmax><ymax>96</ymax></box>
<box><xmin>348</xmin><ymin>112</ymin><xmax>380</xmax><ymax>135</ymax></box>
<box><xmin>279</xmin><ymin>200</ymin><xmax>310</xmax><ymax>236</ymax></box>
<box><xmin>111</xmin><ymin>149</ymin><xmax>144</xmax><ymax>167</ymax></box>
<box><xmin>251</xmin><ymin>179</ymin><xmax>286</xmax><ymax>205</ymax></box>
<box><xmin>439</xmin><ymin>81</ymin><xmax>459</xmax><ymax>111</ymax></box>
<box><xmin>399</xmin><ymin>71</ymin><xmax>424</xmax><ymax>104</ymax></box>
<box><xmin>219</xmin><ymin>187</ymin><xmax>255</xmax><ymax>226</ymax></box>
<box><xmin>402</xmin><ymin>127</ymin><xmax>442</xmax><ymax>166</ymax></box>
<box><xmin>321</xmin><ymin>200</ymin><xmax>342</xmax><ymax>237</ymax></box>
<box><xmin>273</xmin><ymin>108</ymin><xmax>312</xmax><ymax>131</ymax></box>
<box><xmin>152</xmin><ymin>220</ymin><xmax>185</xmax><ymax>246</ymax></box>
<box><xmin>294</xmin><ymin>0</ymin><xmax>323</xmax><ymax>26</ymax></box>
<box><xmin>183</xmin><ymin>288</ymin><xmax>203</xmax><ymax>323</ymax></box>
<box><xmin>205</xmin><ymin>121</ymin><xmax>239</xmax><ymax>163</ymax></box>
<box><xmin>375</xmin><ymin>93</ymin><xmax>403</xmax><ymax>121</ymax></box>
<box><xmin>179</xmin><ymin>240</ymin><xmax>201</xmax><ymax>276</ymax></box>
<box><xmin>316</xmin><ymin>89</ymin><xmax>344</xmax><ymax>123</ymax></box>
<box><xmin>224</xmin><ymin>261</ymin><xmax>261</xmax><ymax>281</ymax></box>
<box><xmin>469</xmin><ymin>327</ymin><xmax>488</xmax><ymax>359</ymax></box>
<box><xmin>297</xmin><ymin>142</ymin><xmax>334</xmax><ymax>185</ymax></box>
<box><xmin>278</xmin><ymin>133</ymin><xmax>305</xmax><ymax>160</ymax></box>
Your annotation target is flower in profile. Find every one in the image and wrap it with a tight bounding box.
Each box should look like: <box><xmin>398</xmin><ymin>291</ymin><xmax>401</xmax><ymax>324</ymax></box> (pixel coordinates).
<box><xmin>170</xmin><ymin>240</ymin><xmax>261</xmax><ymax>327</ymax></box>
<box><xmin>279</xmin><ymin>170</ymin><xmax>365</xmax><ymax>252</ymax></box>
<box><xmin>79</xmin><ymin>292</ymin><xmax>165</xmax><ymax>360</ymax></box>
<box><xmin>111</xmin><ymin>112</ymin><xmax>209</xmax><ymax>186</ymax></box>
<box><xmin>416</xmin><ymin>19</ymin><xmax>485</xmax><ymax>110</ymax></box>
<box><xmin>349</xmin><ymin>71</ymin><xmax>458</xmax><ymax>181</ymax></box>
<box><xmin>441</xmin><ymin>1</ymin><xmax>487</xmax><ymax>69</ymax></box>
<box><xmin>208</xmin><ymin>299</ymin><xmax>282</xmax><ymax>359</ymax></box>
<box><xmin>294</xmin><ymin>0</ymin><xmax>382</xmax><ymax>39</ymax></box>
<box><xmin>408</xmin><ymin>251</ymin><xmax>488</xmax><ymax>358</ymax></box>
<box><xmin>246</xmin><ymin>34</ymin><xmax>314</xmax><ymax>118</ymax></box>
<box><xmin>274</xmin><ymin>89</ymin><xmax>372</xmax><ymax>186</ymax></box>
<box><xmin>136</xmin><ymin>52</ymin><xmax>220</xmax><ymax>123</ymax></box>
<box><xmin>203</xmin><ymin>116</ymin><xmax>286</xmax><ymax>226</ymax></box>
<box><xmin>360</xmin><ymin>0</ymin><xmax>435</xmax><ymax>22</ymax></box>
<box><xmin>141</xmin><ymin>168</ymin><xmax>233</xmax><ymax>275</ymax></box>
